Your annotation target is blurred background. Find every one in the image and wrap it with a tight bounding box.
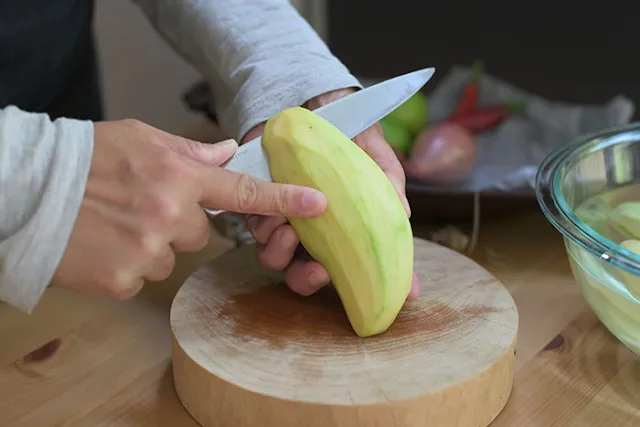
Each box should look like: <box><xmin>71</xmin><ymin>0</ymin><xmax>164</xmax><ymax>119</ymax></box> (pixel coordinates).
<box><xmin>326</xmin><ymin>1</ymin><xmax>639</xmax><ymax>118</ymax></box>
<box><xmin>95</xmin><ymin>0</ymin><xmax>640</xmax><ymax>133</ymax></box>
<box><xmin>94</xmin><ymin>0</ymin><xmax>200</xmax><ymax>133</ymax></box>
<box><xmin>94</xmin><ymin>0</ymin><xmax>325</xmax><ymax>134</ymax></box>
<box><xmin>94</xmin><ymin>0</ymin><xmax>639</xmax><ymax>222</ymax></box>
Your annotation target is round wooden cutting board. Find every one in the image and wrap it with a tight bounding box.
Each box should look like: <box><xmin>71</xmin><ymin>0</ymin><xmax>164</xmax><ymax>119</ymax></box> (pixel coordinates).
<box><xmin>170</xmin><ymin>237</ymin><xmax>519</xmax><ymax>427</ymax></box>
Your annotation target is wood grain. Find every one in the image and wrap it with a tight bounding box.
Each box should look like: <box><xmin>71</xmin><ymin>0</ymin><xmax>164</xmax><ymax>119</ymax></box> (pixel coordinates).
<box><xmin>0</xmin><ymin>208</ymin><xmax>639</xmax><ymax>425</ymax></box>
<box><xmin>170</xmin><ymin>237</ymin><xmax>518</xmax><ymax>427</ymax></box>
<box><xmin>0</xmin><ymin>228</ymin><xmax>235</xmax><ymax>427</ymax></box>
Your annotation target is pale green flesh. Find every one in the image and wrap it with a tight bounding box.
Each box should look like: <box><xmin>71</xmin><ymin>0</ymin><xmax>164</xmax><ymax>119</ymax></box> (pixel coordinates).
<box><xmin>573</xmin><ymin>185</ymin><xmax>640</xmax><ymax>354</ymax></box>
<box><xmin>262</xmin><ymin>107</ymin><xmax>413</xmax><ymax>337</ymax></box>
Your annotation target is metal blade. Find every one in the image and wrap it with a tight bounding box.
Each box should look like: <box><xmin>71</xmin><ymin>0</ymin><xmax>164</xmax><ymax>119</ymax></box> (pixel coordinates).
<box><xmin>222</xmin><ymin>67</ymin><xmax>435</xmax><ymax>181</ymax></box>
<box><xmin>205</xmin><ymin>66</ymin><xmax>435</xmax><ymax>216</ymax></box>
<box><xmin>314</xmin><ymin>67</ymin><xmax>435</xmax><ymax>140</ymax></box>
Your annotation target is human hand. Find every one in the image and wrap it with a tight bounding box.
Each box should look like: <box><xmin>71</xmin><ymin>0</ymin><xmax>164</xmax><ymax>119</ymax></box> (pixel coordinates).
<box><xmin>52</xmin><ymin>119</ymin><xmax>327</xmax><ymax>300</ymax></box>
<box><xmin>243</xmin><ymin>88</ymin><xmax>420</xmax><ymax>300</ymax></box>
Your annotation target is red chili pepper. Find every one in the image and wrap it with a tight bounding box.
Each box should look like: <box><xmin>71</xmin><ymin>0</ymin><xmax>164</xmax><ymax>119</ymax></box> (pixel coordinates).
<box><xmin>454</xmin><ymin>59</ymin><xmax>484</xmax><ymax>115</ymax></box>
<box><xmin>447</xmin><ymin>100</ymin><xmax>525</xmax><ymax>133</ymax></box>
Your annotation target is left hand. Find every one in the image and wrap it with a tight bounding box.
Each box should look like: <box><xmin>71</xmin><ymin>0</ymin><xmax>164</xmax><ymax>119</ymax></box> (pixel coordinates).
<box><xmin>243</xmin><ymin>88</ymin><xmax>421</xmax><ymax>300</ymax></box>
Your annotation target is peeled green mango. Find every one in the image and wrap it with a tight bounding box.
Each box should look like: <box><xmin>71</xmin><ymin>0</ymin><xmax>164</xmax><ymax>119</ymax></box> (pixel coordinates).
<box><xmin>609</xmin><ymin>202</ymin><xmax>640</xmax><ymax>239</ymax></box>
<box><xmin>618</xmin><ymin>239</ymin><xmax>640</xmax><ymax>300</ymax></box>
<box><xmin>262</xmin><ymin>106</ymin><xmax>414</xmax><ymax>337</ymax></box>
<box><xmin>568</xmin><ymin>245</ymin><xmax>640</xmax><ymax>354</ymax></box>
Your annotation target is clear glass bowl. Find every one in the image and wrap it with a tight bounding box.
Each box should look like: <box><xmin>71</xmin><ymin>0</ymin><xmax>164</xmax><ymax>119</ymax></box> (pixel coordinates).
<box><xmin>536</xmin><ymin>123</ymin><xmax>640</xmax><ymax>356</ymax></box>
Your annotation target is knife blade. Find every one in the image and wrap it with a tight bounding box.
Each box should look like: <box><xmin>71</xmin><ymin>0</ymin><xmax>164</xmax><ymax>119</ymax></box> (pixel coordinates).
<box><xmin>204</xmin><ymin>66</ymin><xmax>435</xmax><ymax>216</ymax></box>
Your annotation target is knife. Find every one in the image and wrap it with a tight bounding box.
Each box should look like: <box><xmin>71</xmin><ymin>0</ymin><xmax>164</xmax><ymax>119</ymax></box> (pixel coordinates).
<box><xmin>204</xmin><ymin>66</ymin><xmax>435</xmax><ymax>217</ymax></box>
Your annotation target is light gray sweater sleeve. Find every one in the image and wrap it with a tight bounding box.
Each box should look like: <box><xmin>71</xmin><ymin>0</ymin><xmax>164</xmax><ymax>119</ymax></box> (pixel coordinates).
<box><xmin>0</xmin><ymin>106</ymin><xmax>94</xmax><ymax>312</ymax></box>
<box><xmin>131</xmin><ymin>0</ymin><xmax>363</xmax><ymax>141</ymax></box>
<box><xmin>0</xmin><ymin>1</ymin><xmax>360</xmax><ymax>312</ymax></box>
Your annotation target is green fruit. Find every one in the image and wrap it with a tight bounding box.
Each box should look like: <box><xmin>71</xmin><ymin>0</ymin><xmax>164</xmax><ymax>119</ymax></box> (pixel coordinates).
<box><xmin>386</xmin><ymin>91</ymin><xmax>428</xmax><ymax>134</ymax></box>
<box><xmin>262</xmin><ymin>106</ymin><xmax>414</xmax><ymax>337</ymax></box>
<box><xmin>617</xmin><ymin>239</ymin><xmax>640</xmax><ymax>300</ymax></box>
<box><xmin>609</xmin><ymin>202</ymin><xmax>640</xmax><ymax>239</ymax></box>
<box><xmin>380</xmin><ymin>117</ymin><xmax>413</xmax><ymax>154</ymax></box>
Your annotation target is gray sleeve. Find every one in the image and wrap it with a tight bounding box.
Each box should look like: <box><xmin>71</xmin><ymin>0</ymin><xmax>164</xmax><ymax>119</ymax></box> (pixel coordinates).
<box><xmin>0</xmin><ymin>106</ymin><xmax>94</xmax><ymax>312</ymax></box>
<box><xmin>131</xmin><ymin>0</ymin><xmax>363</xmax><ymax>141</ymax></box>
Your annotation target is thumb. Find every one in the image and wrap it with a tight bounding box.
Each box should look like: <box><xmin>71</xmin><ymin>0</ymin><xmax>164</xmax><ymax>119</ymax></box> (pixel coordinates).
<box><xmin>163</xmin><ymin>135</ymin><xmax>239</xmax><ymax>166</ymax></box>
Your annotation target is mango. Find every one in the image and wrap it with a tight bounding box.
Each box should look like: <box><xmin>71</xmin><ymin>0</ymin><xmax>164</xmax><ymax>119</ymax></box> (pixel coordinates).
<box><xmin>617</xmin><ymin>239</ymin><xmax>640</xmax><ymax>300</ymax></box>
<box><xmin>609</xmin><ymin>202</ymin><xmax>640</xmax><ymax>239</ymax></box>
<box><xmin>380</xmin><ymin>116</ymin><xmax>414</xmax><ymax>154</ymax></box>
<box><xmin>261</xmin><ymin>106</ymin><xmax>414</xmax><ymax>337</ymax></box>
<box><xmin>386</xmin><ymin>91</ymin><xmax>428</xmax><ymax>135</ymax></box>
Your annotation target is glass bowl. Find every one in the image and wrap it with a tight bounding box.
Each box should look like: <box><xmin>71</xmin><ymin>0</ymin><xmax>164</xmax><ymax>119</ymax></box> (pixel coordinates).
<box><xmin>536</xmin><ymin>123</ymin><xmax>640</xmax><ymax>356</ymax></box>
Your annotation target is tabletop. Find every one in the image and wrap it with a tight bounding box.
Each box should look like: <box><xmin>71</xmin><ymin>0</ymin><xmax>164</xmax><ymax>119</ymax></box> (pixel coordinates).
<box><xmin>1</xmin><ymin>210</ymin><xmax>639</xmax><ymax>426</ymax></box>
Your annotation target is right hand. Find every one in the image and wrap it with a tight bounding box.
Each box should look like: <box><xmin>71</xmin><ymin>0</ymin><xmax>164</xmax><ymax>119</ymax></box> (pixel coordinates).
<box><xmin>51</xmin><ymin>119</ymin><xmax>327</xmax><ymax>300</ymax></box>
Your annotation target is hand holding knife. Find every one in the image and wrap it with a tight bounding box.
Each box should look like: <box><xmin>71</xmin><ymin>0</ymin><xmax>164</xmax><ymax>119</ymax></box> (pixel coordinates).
<box><xmin>209</xmin><ymin>67</ymin><xmax>435</xmax><ymax>299</ymax></box>
<box><xmin>204</xmin><ymin>67</ymin><xmax>435</xmax><ymax>217</ymax></box>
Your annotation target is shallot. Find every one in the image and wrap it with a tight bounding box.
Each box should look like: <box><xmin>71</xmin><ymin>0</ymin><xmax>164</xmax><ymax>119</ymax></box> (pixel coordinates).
<box><xmin>401</xmin><ymin>122</ymin><xmax>477</xmax><ymax>185</ymax></box>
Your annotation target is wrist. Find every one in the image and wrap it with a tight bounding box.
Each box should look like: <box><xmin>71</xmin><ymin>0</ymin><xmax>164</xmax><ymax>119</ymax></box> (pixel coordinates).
<box><xmin>303</xmin><ymin>87</ymin><xmax>358</xmax><ymax>111</ymax></box>
<box><xmin>241</xmin><ymin>86</ymin><xmax>359</xmax><ymax>145</ymax></box>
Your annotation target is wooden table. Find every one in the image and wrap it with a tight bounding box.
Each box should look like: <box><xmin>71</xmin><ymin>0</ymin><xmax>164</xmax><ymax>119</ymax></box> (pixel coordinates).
<box><xmin>1</xmin><ymin>210</ymin><xmax>639</xmax><ymax>426</ymax></box>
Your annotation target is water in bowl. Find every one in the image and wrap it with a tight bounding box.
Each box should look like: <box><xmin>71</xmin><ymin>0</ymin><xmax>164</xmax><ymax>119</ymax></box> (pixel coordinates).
<box><xmin>570</xmin><ymin>183</ymin><xmax>640</xmax><ymax>354</ymax></box>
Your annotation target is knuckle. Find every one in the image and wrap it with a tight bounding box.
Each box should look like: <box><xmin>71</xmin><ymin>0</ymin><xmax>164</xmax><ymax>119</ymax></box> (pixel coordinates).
<box><xmin>191</xmin><ymin>228</ymin><xmax>211</xmax><ymax>251</ymax></box>
<box><xmin>111</xmin><ymin>282</ymin><xmax>142</xmax><ymax>300</ymax></box>
<box><xmin>272</xmin><ymin>224</ymin><xmax>292</xmax><ymax>245</ymax></box>
<box><xmin>161</xmin><ymin>253</ymin><xmax>177</xmax><ymax>279</ymax></box>
<box><xmin>181</xmin><ymin>138</ymin><xmax>204</xmax><ymax>159</ymax></box>
<box><xmin>122</xmin><ymin>118</ymin><xmax>147</xmax><ymax>133</ymax></box>
<box><xmin>236</xmin><ymin>174</ymin><xmax>260</xmax><ymax>211</ymax></box>
<box><xmin>131</xmin><ymin>229</ymin><xmax>165</xmax><ymax>260</ymax></box>
<box><xmin>103</xmin><ymin>270</ymin><xmax>140</xmax><ymax>300</ymax></box>
<box><xmin>150</xmin><ymin>250</ymin><xmax>176</xmax><ymax>282</ymax></box>
<box><xmin>155</xmin><ymin>150</ymin><xmax>183</xmax><ymax>180</ymax></box>
<box><xmin>142</xmin><ymin>235</ymin><xmax>165</xmax><ymax>259</ymax></box>
<box><xmin>275</xmin><ymin>186</ymin><xmax>290</xmax><ymax>215</ymax></box>
<box><xmin>257</xmin><ymin>248</ymin><xmax>278</xmax><ymax>271</ymax></box>
<box><xmin>149</xmin><ymin>196</ymin><xmax>181</xmax><ymax>229</ymax></box>
<box><xmin>180</xmin><ymin>222</ymin><xmax>210</xmax><ymax>253</ymax></box>
<box><xmin>262</xmin><ymin>253</ymin><xmax>289</xmax><ymax>272</ymax></box>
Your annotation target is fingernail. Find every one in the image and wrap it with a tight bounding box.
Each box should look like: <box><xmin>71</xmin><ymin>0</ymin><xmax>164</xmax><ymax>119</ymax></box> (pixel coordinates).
<box><xmin>388</xmin><ymin>177</ymin><xmax>411</xmax><ymax>216</ymax></box>
<box><xmin>407</xmin><ymin>273</ymin><xmax>420</xmax><ymax>300</ymax></box>
<box><xmin>202</xmin><ymin>139</ymin><xmax>238</xmax><ymax>164</ymax></box>
<box><xmin>402</xmin><ymin>195</ymin><xmax>411</xmax><ymax>217</ymax></box>
<box><xmin>218</xmin><ymin>139</ymin><xmax>238</xmax><ymax>153</ymax></box>
<box><xmin>219</xmin><ymin>138</ymin><xmax>238</xmax><ymax>147</ymax></box>
<box><xmin>213</xmin><ymin>138</ymin><xmax>238</xmax><ymax>151</ymax></box>
<box><xmin>301</xmin><ymin>188</ymin><xmax>327</xmax><ymax>213</ymax></box>
<box><xmin>308</xmin><ymin>270</ymin><xmax>328</xmax><ymax>289</ymax></box>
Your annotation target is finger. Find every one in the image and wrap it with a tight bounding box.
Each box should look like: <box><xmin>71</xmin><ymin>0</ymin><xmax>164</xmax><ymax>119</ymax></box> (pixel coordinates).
<box><xmin>284</xmin><ymin>259</ymin><xmax>331</xmax><ymax>296</ymax></box>
<box><xmin>198</xmin><ymin>167</ymin><xmax>327</xmax><ymax>217</ymax></box>
<box><xmin>170</xmin><ymin>205</ymin><xmax>211</xmax><ymax>253</ymax></box>
<box><xmin>163</xmin><ymin>135</ymin><xmax>239</xmax><ymax>166</ymax></box>
<box><xmin>107</xmin><ymin>278</ymin><xmax>146</xmax><ymax>301</ymax></box>
<box><xmin>353</xmin><ymin>124</ymin><xmax>411</xmax><ymax>216</ymax></box>
<box><xmin>304</xmin><ymin>87</ymin><xmax>358</xmax><ymax>110</ymax></box>
<box><xmin>256</xmin><ymin>224</ymin><xmax>300</xmax><ymax>271</ymax></box>
<box><xmin>250</xmin><ymin>215</ymin><xmax>288</xmax><ymax>245</ymax></box>
<box><xmin>241</xmin><ymin>122</ymin><xmax>266</xmax><ymax>145</ymax></box>
<box><xmin>245</xmin><ymin>214</ymin><xmax>262</xmax><ymax>234</ymax></box>
<box><xmin>143</xmin><ymin>245</ymin><xmax>176</xmax><ymax>282</ymax></box>
<box><xmin>407</xmin><ymin>272</ymin><xmax>421</xmax><ymax>301</ymax></box>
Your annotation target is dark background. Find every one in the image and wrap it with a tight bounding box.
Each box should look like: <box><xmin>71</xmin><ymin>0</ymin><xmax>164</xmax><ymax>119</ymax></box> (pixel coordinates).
<box><xmin>327</xmin><ymin>1</ymin><xmax>639</xmax><ymax>119</ymax></box>
<box><xmin>326</xmin><ymin>1</ymin><xmax>638</xmax><ymax>221</ymax></box>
